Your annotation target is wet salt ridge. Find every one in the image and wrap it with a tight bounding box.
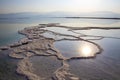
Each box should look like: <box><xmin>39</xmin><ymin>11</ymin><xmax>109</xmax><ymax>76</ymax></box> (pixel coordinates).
<box><xmin>0</xmin><ymin>23</ymin><xmax>120</xmax><ymax>80</ymax></box>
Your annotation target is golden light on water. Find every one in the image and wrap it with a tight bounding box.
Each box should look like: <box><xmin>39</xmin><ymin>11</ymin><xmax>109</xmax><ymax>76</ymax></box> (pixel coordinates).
<box><xmin>78</xmin><ymin>42</ymin><xmax>96</xmax><ymax>57</ymax></box>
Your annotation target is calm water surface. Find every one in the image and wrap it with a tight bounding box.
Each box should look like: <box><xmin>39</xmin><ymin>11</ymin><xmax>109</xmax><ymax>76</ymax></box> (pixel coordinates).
<box><xmin>0</xmin><ymin>18</ymin><xmax>120</xmax><ymax>80</ymax></box>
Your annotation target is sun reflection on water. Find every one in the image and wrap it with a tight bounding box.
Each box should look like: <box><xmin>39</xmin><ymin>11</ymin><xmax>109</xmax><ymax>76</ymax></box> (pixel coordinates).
<box><xmin>78</xmin><ymin>42</ymin><xmax>96</xmax><ymax>57</ymax></box>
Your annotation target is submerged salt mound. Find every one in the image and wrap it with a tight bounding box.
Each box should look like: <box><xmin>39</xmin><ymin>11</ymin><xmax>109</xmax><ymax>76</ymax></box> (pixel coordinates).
<box><xmin>2</xmin><ymin>23</ymin><xmax>100</xmax><ymax>80</ymax></box>
<box><xmin>4</xmin><ymin>23</ymin><xmax>120</xmax><ymax>80</ymax></box>
<box><xmin>6</xmin><ymin>23</ymin><xmax>81</xmax><ymax>80</ymax></box>
<box><xmin>8</xmin><ymin>38</ymin><xmax>60</xmax><ymax>80</ymax></box>
<box><xmin>30</xmin><ymin>56</ymin><xmax>62</xmax><ymax>80</ymax></box>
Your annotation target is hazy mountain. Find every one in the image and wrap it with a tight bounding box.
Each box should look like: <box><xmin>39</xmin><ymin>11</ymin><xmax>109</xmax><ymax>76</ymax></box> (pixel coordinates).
<box><xmin>0</xmin><ymin>12</ymin><xmax>43</xmax><ymax>18</ymax></box>
<box><xmin>77</xmin><ymin>11</ymin><xmax>120</xmax><ymax>17</ymax></box>
<box><xmin>0</xmin><ymin>11</ymin><xmax>120</xmax><ymax>19</ymax></box>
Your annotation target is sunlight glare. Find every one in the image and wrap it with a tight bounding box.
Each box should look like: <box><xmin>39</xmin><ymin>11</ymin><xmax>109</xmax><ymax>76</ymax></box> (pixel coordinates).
<box><xmin>81</xmin><ymin>46</ymin><xmax>92</xmax><ymax>57</ymax></box>
<box><xmin>78</xmin><ymin>42</ymin><xmax>95</xmax><ymax>57</ymax></box>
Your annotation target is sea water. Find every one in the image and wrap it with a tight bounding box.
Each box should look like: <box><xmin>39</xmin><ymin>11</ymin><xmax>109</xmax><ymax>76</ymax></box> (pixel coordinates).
<box><xmin>0</xmin><ymin>17</ymin><xmax>120</xmax><ymax>80</ymax></box>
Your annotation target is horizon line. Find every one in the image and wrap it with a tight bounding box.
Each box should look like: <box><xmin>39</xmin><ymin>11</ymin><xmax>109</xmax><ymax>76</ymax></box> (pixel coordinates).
<box><xmin>0</xmin><ymin>11</ymin><xmax>120</xmax><ymax>15</ymax></box>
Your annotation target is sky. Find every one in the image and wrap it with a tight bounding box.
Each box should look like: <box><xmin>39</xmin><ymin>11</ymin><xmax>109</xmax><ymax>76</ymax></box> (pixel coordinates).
<box><xmin>0</xmin><ymin>0</ymin><xmax>120</xmax><ymax>14</ymax></box>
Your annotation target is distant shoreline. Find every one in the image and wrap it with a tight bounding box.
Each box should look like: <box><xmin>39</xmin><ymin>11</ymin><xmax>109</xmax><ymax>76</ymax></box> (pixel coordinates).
<box><xmin>63</xmin><ymin>17</ymin><xmax>120</xmax><ymax>20</ymax></box>
<box><xmin>0</xmin><ymin>17</ymin><xmax>120</xmax><ymax>20</ymax></box>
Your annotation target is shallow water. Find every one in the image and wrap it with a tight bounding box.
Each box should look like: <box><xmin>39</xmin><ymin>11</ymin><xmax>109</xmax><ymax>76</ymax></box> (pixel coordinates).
<box><xmin>30</xmin><ymin>56</ymin><xmax>62</xmax><ymax>80</ymax></box>
<box><xmin>0</xmin><ymin>23</ymin><xmax>35</xmax><ymax>46</ymax></box>
<box><xmin>67</xmin><ymin>38</ymin><xmax>120</xmax><ymax>80</ymax></box>
<box><xmin>0</xmin><ymin>50</ymin><xmax>26</xmax><ymax>80</ymax></box>
<box><xmin>55</xmin><ymin>41</ymin><xmax>99</xmax><ymax>58</ymax></box>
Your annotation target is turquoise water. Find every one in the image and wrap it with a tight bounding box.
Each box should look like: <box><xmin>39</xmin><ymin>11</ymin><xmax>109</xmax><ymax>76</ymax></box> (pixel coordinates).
<box><xmin>0</xmin><ymin>23</ymin><xmax>31</xmax><ymax>46</ymax></box>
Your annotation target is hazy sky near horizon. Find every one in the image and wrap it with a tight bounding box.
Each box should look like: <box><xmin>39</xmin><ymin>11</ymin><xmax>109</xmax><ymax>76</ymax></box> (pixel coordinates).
<box><xmin>0</xmin><ymin>0</ymin><xmax>120</xmax><ymax>14</ymax></box>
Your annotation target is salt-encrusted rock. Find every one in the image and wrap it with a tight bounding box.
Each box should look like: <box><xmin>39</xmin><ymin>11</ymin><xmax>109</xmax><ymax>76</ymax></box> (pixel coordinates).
<box><xmin>9</xmin><ymin>52</ymin><xmax>25</xmax><ymax>59</ymax></box>
<box><xmin>39</xmin><ymin>24</ymin><xmax>46</xmax><ymax>25</ymax></box>
<box><xmin>18</xmin><ymin>38</ymin><xmax>31</xmax><ymax>45</ymax></box>
<box><xmin>17</xmin><ymin>58</ymin><xmax>41</xmax><ymax>80</ymax></box>
<box><xmin>47</xmin><ymin>23</ymin><xmax>59</xmax><ymax>27</ymax></box>
<box><xmin>9</xmin><ymin>42</ymin><xmax>22</xmax><ymax>48</ymax></box>
<box><xmin>0</xmin><ymin>46</ymin><xmax>10</xmax><ymax>51</ymax></box>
